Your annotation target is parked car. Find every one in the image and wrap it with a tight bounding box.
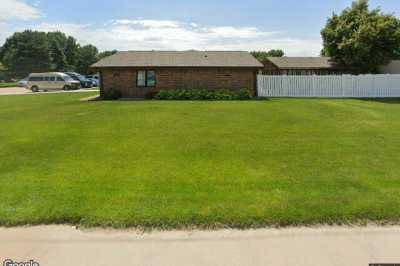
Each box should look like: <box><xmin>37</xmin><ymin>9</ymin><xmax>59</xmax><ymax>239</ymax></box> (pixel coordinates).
<box><xmin>87</xmin><ymin>78</ymin><xmax>98</xmax><ymax>87</ymax></box>
<box><xmin>27</xmin><ymin>72</ymin><xmax>81</xmax><ymax>92</ymax></box>
<box><xmin>65</xmin><ymin>72</ymin><xmax>92</xmax><ymax>88</ymax></box>
<box><xmin>86</xmin><ymin>74</ymin><xmax>99</xmax><ymax>80</ymax></box>
<box><xmin>17</xmin><ymin>77</ymin><xmax>28</xmax><ymax>88</ymax></box>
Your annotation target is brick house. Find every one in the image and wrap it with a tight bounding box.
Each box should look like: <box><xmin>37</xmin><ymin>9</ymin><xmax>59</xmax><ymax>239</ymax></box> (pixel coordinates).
<box><xmin>261</xmin><ymin>57</ymin><xmax>354</xmax><ymax>75</ymax></box>
<box><xmin>91</xmin><ymin>51</ymin><xmax>263</xmax><ymax>98</ymax></box>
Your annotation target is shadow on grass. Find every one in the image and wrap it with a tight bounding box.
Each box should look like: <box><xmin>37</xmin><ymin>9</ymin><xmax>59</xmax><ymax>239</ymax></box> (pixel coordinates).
<box><xmin>358</xmin><ymin>98</ymin><xmax>400</xmax><ymax>104</ymax></box>
<box><xmin>255</xmin><ymin>97</ymin><xmax>271</xmax><ymax>101</ymax></box>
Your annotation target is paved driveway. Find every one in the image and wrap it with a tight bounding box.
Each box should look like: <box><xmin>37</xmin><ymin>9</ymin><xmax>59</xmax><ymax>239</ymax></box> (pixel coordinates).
<box><xmin>0</xmin><ymin>87</ymin><xmax>98</xmax><ymax>96</ymax></box>
<box><xmin>1</xmin><ymin>226</ymin><xmax>400</xmax><ymax>266</ymax></box>
<box><xmin>0</xmin><ymin>87</ymin><xmax>28</xmax><ymax>95</ymax></box>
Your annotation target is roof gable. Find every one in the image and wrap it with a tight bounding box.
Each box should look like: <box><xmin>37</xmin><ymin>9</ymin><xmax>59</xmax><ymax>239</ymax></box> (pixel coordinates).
<box><xmin>92</xmin><ymin>51</ymin><xmax>263</xmax><ymax>68</ymax></box>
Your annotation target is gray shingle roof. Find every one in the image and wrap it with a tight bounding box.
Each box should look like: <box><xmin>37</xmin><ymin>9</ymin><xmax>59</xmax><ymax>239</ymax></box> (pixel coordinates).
<box><xmin>92</xmin><ymin>51</ymin><xmax>263</xmax><ymax>68</ymax></box>
<box><xmin>266</xmin><ymin>57</ymin><xmax>342</xmax><ymax>69</ymax></box>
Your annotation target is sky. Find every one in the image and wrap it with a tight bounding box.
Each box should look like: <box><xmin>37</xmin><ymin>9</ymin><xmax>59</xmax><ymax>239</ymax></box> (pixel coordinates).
<box><xmin>0</xmin><ymin>0</ymin><xmax>399</xmax><ymax>56</ymax></box>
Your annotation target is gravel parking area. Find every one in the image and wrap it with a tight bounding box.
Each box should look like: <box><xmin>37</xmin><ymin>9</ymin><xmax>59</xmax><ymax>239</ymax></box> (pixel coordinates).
<box><xmin>0</xmin><ymin>87</ymin><xmax>99</xmax><ymax>96</ymax></box>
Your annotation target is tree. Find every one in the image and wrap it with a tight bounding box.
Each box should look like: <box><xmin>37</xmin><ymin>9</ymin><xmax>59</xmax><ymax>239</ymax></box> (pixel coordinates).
<box><xmin>47</xmin><ymin>31</ymin><xmax>68</xmax><ymax>71</ymax></box>
<box><xmin>0</xmin><ymin>30</ymin><xmax>52</xmax><ymax>77</ymax></box>
<box><xmin>251</xmin><ymin>50</ymin><xmax>285</xmax><ymax>62</ymax></box>
<box><xmin>394</xmin><ymin>46</ymin><xmax>400</xmax><ymax>60</ymax></box>
<box><xmin>0</xmin><ymin>62</ymin><xmax>9</xmax><ymax>82</ymax></box>
<box><xmin>76</xmin><ymin>44</ymin><xmax>99</xmax><ymax>74</ymax></box>
<box><xmin>98</xmin><ymin>50</ymin><xmax>118</xmax><ymax>60</ymax></box>
<box><xmin>0</xmin><ymin>30</ymin><xmax>100</xmax><ymax>76</ymax></box>
<box><xmin>64</xmin><ymin>36</ymin><xmax>80</xmax><ymax>70</ymax></box>
<box><xmin>321</xmin><ymin>0</ymin><xmax>400</xmax><ymax>73</ymax></box>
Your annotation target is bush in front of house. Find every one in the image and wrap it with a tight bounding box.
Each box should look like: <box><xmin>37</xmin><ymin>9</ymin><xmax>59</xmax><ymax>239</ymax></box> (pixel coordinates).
<box><xmin>103</xmin><ymin>88</ymin><xmax>122</xmax><ymax>100</ymax></box>
<box><xmin>154</xmin><ymin>88</ymin><xmax>252</xmax><ymax>100</ymax></box>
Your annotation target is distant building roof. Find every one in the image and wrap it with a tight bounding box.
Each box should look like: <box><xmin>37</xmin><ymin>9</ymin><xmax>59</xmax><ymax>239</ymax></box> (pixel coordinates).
<box><xmin>266</xmin><ymin>57</ymin><xmax>344</xmax><ymax>69</ymax></box>
<box><xmin>92</xmin><ymin>51</ymin><xmax>263</xmax><ymax>68</ymax></box>
<box><xmin>379</xmin><ymin>60</ymin><xmax>400</xmax><ymax>74</ymax></box>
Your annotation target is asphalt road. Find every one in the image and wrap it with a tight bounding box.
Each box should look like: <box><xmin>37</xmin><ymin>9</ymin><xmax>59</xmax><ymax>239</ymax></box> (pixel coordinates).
<box><xmin>0</xmin><ymin>87</ymin><xmax>98</xmax><ymax>96</ymax></box>
<box><xmin>1</xmin><ymin>226</ymin><xmax>399</xmax><ymax>266</ymax></box>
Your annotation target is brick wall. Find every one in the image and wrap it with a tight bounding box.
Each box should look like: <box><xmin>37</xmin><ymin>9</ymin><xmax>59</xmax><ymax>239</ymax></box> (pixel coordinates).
<box><xmin>100</xmin><ymin>67</ymin><xmax>258</xmax><ymax>98</ymax></box>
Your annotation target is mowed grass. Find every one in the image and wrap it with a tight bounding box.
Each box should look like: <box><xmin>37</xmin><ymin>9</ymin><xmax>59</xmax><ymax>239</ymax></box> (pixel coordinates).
<box><xmin>0</xmin><ymin>82</ymin><xmax>18</xmax><ymax>88</ymax></box>
<box><xmin>1</xmin><ymin>93</ymin><xmax>400</xmax><ymax>228</ymax></box>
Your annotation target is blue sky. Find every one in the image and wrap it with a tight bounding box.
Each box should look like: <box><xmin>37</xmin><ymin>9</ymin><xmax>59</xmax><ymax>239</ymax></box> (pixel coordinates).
<box><xmin>1</xmin><ymin>0</ymin><xmax>399</xmax><ymax>55</ymax></box>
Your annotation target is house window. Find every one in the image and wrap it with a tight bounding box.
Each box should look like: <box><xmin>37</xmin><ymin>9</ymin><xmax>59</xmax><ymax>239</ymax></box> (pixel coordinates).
<box><xmin>147</xmin><ymin>71</ymin><xmax>156</xmax><ymax>86</ymax></box>
<box><xmin>136</xmin><ymin>70</ymin><xmax>156</xmax><ymax>87</ymax></box>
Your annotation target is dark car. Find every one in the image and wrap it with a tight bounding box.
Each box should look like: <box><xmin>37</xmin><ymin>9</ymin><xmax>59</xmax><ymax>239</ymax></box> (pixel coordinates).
<box><xmin>65</xmin><ymin>72</ymin><xmax>92</xmax><ymax>88</ymax></box>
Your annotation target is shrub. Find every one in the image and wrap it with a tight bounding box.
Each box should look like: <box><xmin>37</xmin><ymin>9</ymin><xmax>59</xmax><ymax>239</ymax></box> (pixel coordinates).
<box><xmin>104</xmin><ymin>88</ymin><xmax>122</xmax><ymax>100</ymax></box>
<box><xmin>155</xmin><ymin>90</ymin><xmax>171</xmax><ymax>100</ymax></box>
<box><xmin>154</xmin><ymin>88</ymin><xmax>252</xmax><ymax>101</ymax></box>
<box><xmin>235</xmin><ymin>88</ymin><xmax>252</xmax><ymax>100</ymax></box>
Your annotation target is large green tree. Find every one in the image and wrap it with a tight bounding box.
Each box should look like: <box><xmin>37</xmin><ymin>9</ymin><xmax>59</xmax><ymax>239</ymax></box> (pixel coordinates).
<box><xmin>47</xmin><ymin>31</ymin><xmax>68</xmax><ymax>71</ymax></box>
<box><xmin>0</xmin><ymin>62</ymin><xmax>9</xmax><ymax>82</ymax></box>
<box><xmin>0</xmin><ymin>30</ymin><xmax>103</xmax><ymax>77</ymax></box>
<box><xmin>395</xmin><ymin>50</ymin><xmax>400</xmax><ymax>60</ymax></box>
<box><xmin>251</xmin><ymin>50</ymin><xmax>285</xmax><ymax>62</ymax></box>
<box><xmin>0</xmin><ymin>30</ymin><xmax>86</xmax><ymax>77</ymax></box>
<box><xmin>321</xmin><ymin>0</ymin><xmax>400</xmax><ymax>73</ymax></box>
<box><xmin>0</xmin><ymin>30</ymin><xmax>52</xmax><ymax>77</ymax></box>
<box><xmin>76</xmin><ymin>44</ymin><xmax>99</xmax><ymax>74</ymax></box>
<box><xmin>64</xmin><ymin>36</ymin><xmax>80</xmax><ymax>70</ymax></box>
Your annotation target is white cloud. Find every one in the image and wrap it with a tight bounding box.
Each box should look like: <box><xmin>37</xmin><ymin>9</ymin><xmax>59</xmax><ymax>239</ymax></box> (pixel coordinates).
<box><xmin>206</xmin><ymin>26</ymin><xmax>271</xmax><ymax>39</ymax></box>
<box><xmin>0</xmin><ymin>22</ymin><xmax>13</xmax><ymax>45</ymax></box>
<box><xmin>22</xmin><ymin>19</ymin><xmax>322</xmax><ymax>56</ymax></box>
<box><xmin>31</xmin><ymin>22</ymin><xmax>92</xmax><ymax>38</ymax></box>
<box><xmin>0</xmin><ymin>0</ymin><xmax>41</xmax><ymax>21</ymax></box>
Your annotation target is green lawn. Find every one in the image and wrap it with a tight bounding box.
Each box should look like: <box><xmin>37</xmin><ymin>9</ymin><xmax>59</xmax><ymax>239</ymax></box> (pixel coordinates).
<box><xmin>1</xmin><ymin>93</ymin><xmax>400</xmax><ymax>229</ymax></box>
<box><xmin>0</xmin><ymin>82</ymin><xmax>18</xmax><ymax>88</ymax></box>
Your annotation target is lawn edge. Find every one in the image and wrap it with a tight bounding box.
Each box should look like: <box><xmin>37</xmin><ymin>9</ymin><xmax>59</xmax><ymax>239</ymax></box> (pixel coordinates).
<box><xmin>1</xmin><ymin>219</ymin><xmax>400</xmax><ymax>232</ymax></box>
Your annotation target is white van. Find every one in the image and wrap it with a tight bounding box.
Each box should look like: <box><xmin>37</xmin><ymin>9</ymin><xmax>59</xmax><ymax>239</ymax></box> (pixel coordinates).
<box><xmin>27</xmin><ymin>72</ymin><xmax>81</xmax><ymax>92</ymax></box>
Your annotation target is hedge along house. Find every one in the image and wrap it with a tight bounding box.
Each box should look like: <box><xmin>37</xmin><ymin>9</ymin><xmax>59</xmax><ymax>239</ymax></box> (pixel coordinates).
<box><xmin>91</xmin><ymin>51</ymin><xmax>263</xmax><ymax>98</ymax></box>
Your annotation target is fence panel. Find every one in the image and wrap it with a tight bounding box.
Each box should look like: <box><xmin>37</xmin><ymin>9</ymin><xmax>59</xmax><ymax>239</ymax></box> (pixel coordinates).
<box><xmin>257</xmin><ymin>74</ymin><xmax>400</xmax><ymax>98</ymax></box>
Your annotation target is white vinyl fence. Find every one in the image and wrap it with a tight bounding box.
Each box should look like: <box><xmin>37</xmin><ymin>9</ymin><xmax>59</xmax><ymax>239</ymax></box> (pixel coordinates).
<box><xmin>257</xmin><ymin>74</ymin><xmax>400</xmax><ymax>98</ymax></box>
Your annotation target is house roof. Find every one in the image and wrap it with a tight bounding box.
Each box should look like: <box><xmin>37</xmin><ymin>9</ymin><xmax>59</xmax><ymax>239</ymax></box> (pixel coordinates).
<box><xmin>92</xmin><ymin>51</ymin><xmax>263</xmax><ymax>68</ymax></box>
<box><xmin>379</xmin><ymin>60</ymin><xmax>400</xmax><ymax>74</ymax></box>
<box><xmin>266</xmin><ymin>57</ymin><xmax>343</xmax><ymax>70</ymax></box>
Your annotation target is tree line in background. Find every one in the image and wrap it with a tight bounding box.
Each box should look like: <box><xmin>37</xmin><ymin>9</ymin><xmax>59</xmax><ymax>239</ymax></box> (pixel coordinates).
<box><xmin>0</xmin><ymin>30</ymin><xmax>117</xmax><ymax>80</ymax></box>
<box><xmin>250</xmin><ymin>50</ymin><xmax>285</xmax><ymax>62</ymax></box>
<box><xmin>0</xmin><ymin>29</ymin><xmax>284</xmax><ymax>81</ymax></box>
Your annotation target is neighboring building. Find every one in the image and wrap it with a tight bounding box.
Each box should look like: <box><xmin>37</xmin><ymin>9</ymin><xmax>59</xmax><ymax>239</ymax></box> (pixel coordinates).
<box><xmin>380</xmin><ymin>60</ymin><xmax>400</xmax><ymax>74</ymax></box>
<box><xmin>91</xmin><ymin>51</ymin><xmax>263</xmax><ymax>98</ymax></box>
<box><xmin>261</xmin><ymin>57</ymin><xmax>353</xmax><ymax>75</ymax></box>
